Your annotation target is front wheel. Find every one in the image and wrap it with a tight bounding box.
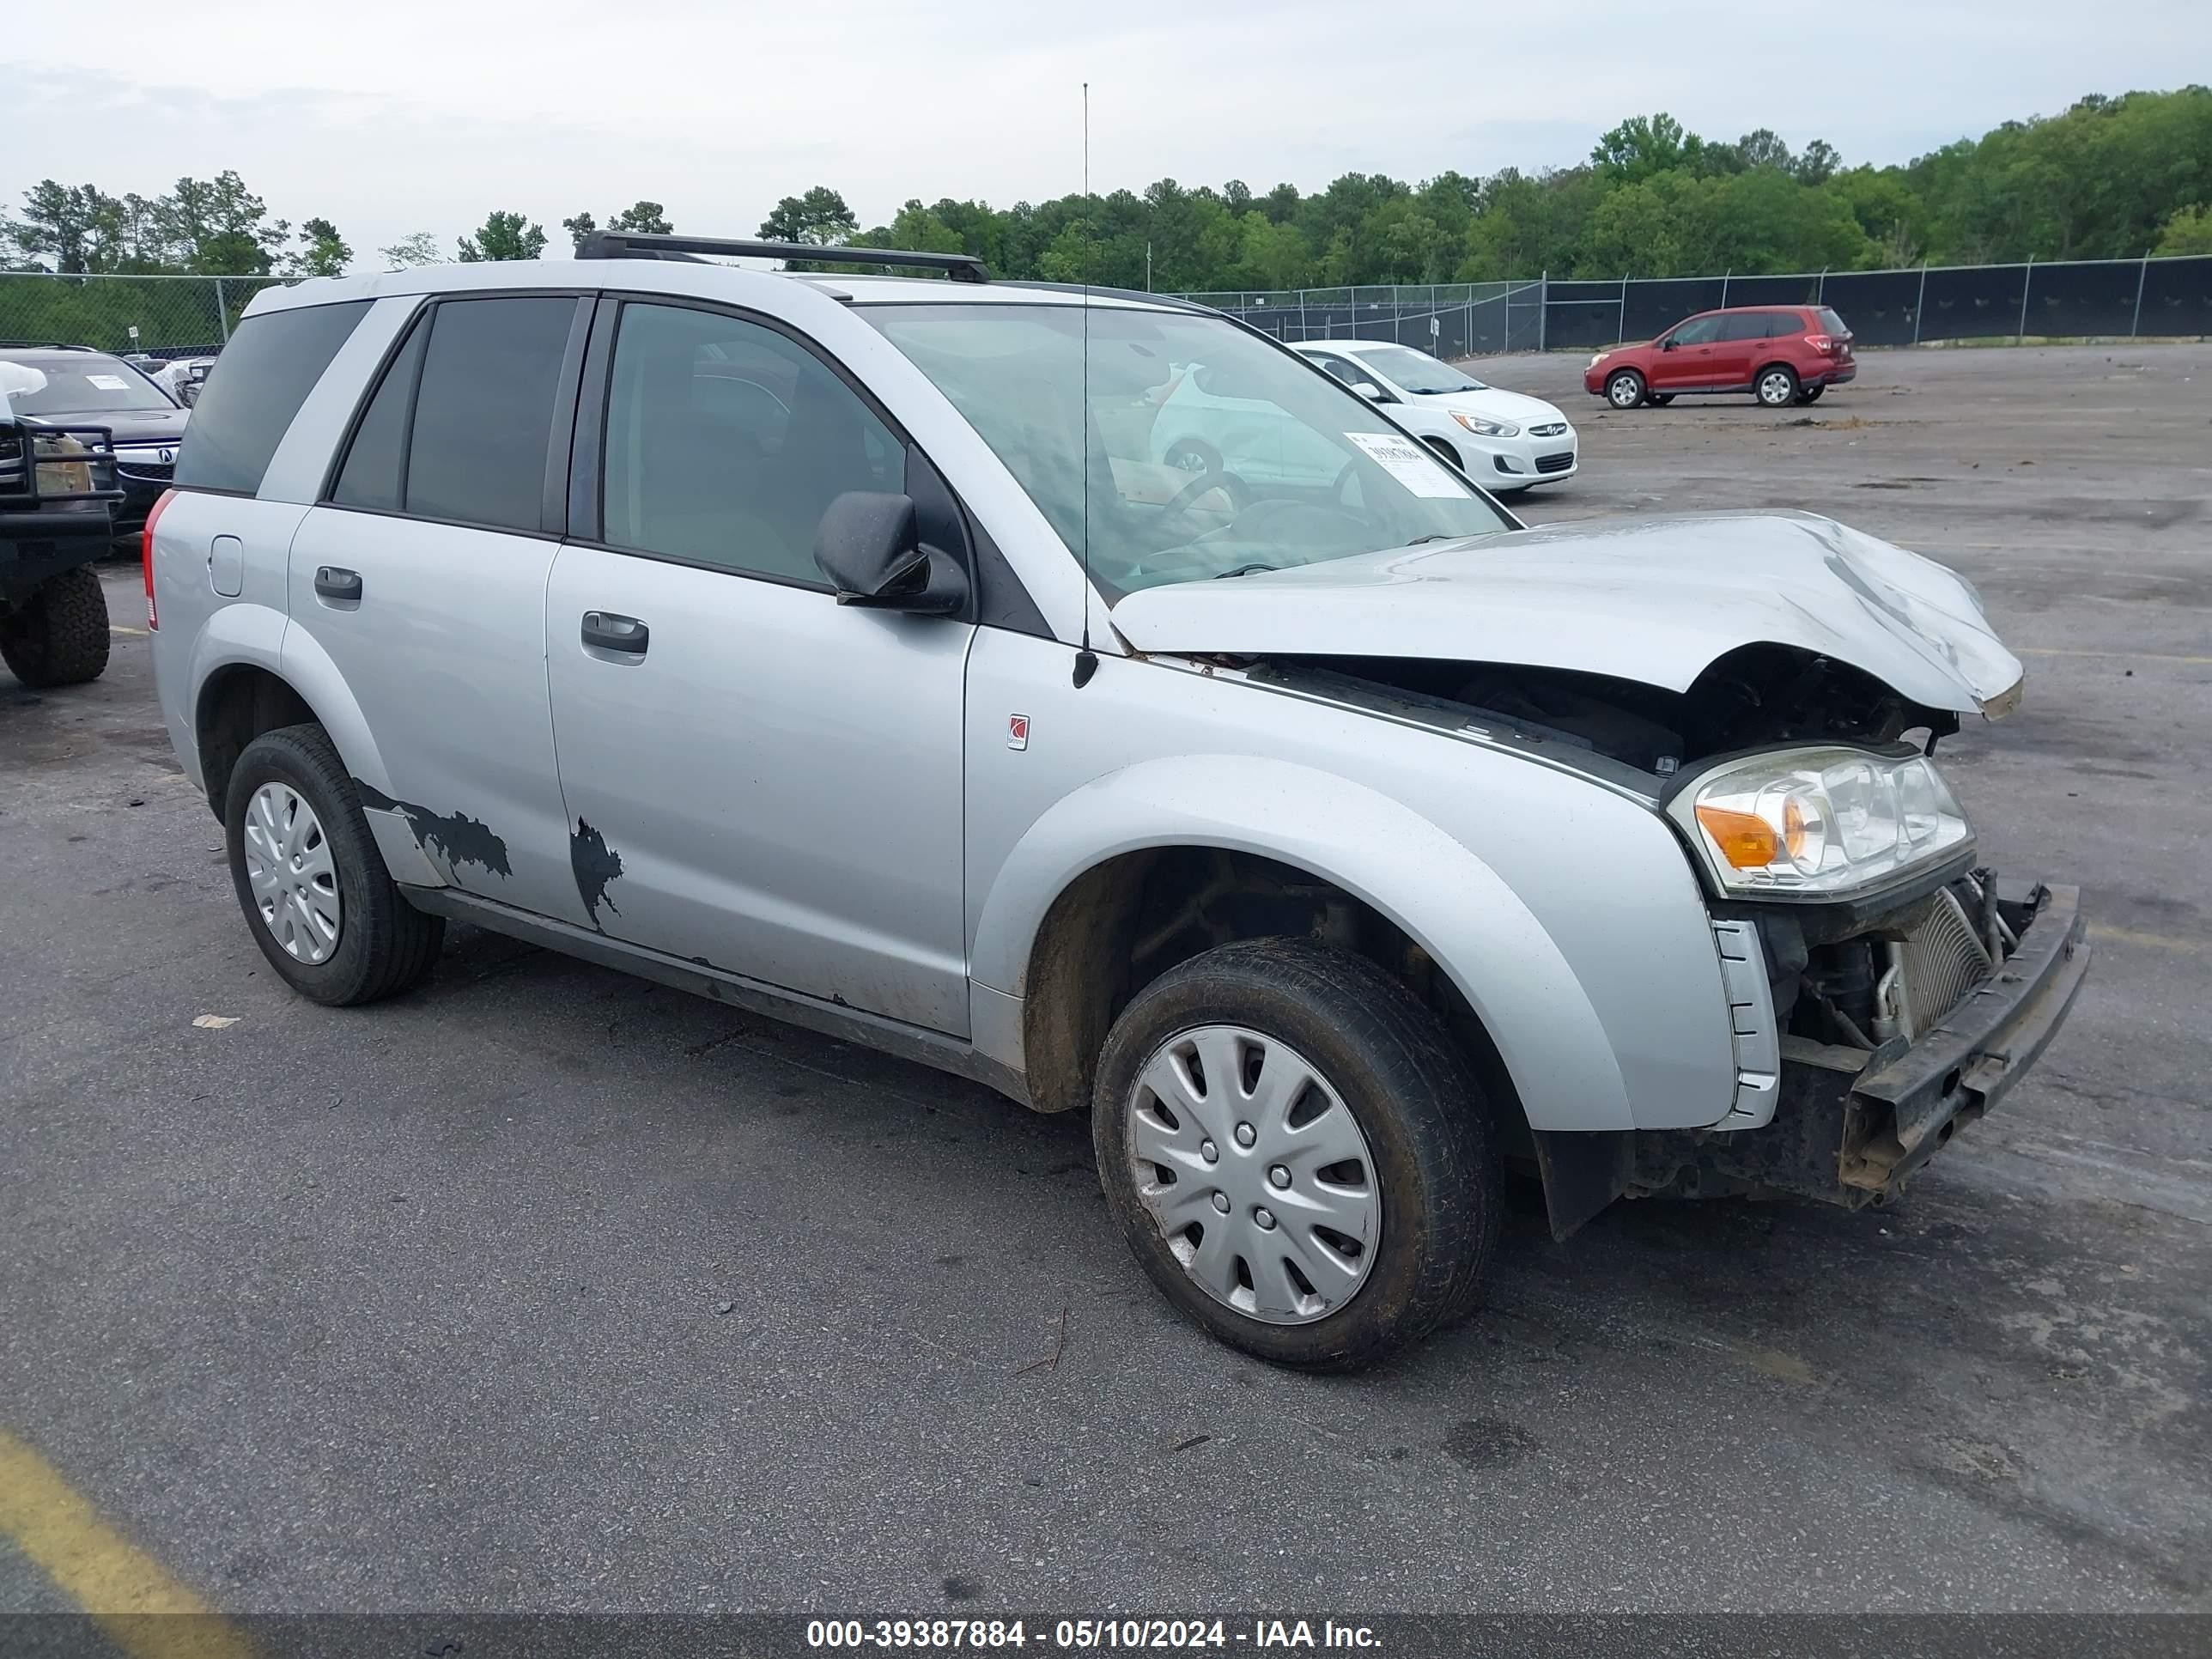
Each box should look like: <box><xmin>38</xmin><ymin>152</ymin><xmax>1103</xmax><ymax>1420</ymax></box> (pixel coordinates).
<box><xmin>1605</xmin><ymin>369</ymin><xmax>1646</xmax><ymax>410</ymax></box>
<box><xmin>1795</xmin><ymin>385</ymin><xmax>1826</xmax><ymax>404</ymax></box>
<box><xmin>1092</xmin><ymin>939</ymin><xmax>1498</xmax><ymax>1370</ymax></box>
<box><xmin>1756</xmin><ymin>364</ymin><xmax>1801</xmax><ymax>407</ymax></box>
<box><xmin>0</xmin><ymin>563</ymin><xmax>110</xmax><ymax>687</ymax></box>
<box><xmin>1421</xmin><ymin>435</ymin><xmax>1462</xmax><ymax>471</ymax></box>
<box><xmin>1648</xmin><ymin>392</ymin><xmax>1675</xmax><ymax>406</ymax></box>
<box><xmin>224</xmin><ymin>724</ymin><xmax>445</xmax><ymax>1006</ymax></box>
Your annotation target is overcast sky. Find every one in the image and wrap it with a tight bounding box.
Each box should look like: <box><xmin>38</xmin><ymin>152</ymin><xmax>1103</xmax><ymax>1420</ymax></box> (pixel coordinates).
<box><xmin>6</xmin><ymin>1</ymin><xmax>2203</xmax><ymax>267</ymax></box>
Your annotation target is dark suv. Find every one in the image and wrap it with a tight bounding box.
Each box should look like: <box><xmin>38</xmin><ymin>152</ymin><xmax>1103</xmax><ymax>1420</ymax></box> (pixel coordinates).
<box><xmin>1583</xmin><ymin>306</ymin><xmax>1856</xmax><ymax>410</ymax></box>
<box><xmin>0</xmin><ymin>344</ymin><xmax>189</xmax><ymax>539</ymax></box>
<box><xmin>1</xmin><ymin>383</ymin><xmax>123</xmax><ymax>686</ymax></box>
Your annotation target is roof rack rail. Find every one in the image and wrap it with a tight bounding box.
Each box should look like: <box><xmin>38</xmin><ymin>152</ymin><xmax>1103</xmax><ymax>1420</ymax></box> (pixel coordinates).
<box><xmin>0</xmin><ymin>340</ymin><xmax>95</xmax><ymax>351</ymax></box>
<box><xmin>576</xmin><ymin>232</ymin><xmax>990</xmax><ymax>284</ymax></box>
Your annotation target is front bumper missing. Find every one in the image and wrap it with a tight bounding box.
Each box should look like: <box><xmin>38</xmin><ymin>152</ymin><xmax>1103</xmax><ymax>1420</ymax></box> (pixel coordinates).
<box><xmin>1630</xmin><ymin>884</ymin><xmax>2090</xmax><ymax>1210</ymax></box>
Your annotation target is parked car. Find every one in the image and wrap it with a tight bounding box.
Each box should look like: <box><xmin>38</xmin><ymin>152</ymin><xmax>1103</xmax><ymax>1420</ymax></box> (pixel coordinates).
<box><xmin>150</xmin><ymin>356</ymin><xmax>221</xmax><ymax>406</ymax></box>
<box><xmin>1584</xmin><ymin>306</ymin><xmax>1856</xmax><ymax>410</ymax></box>
<box><xmin>0</xmin><ymin>344</ymin><xmax>188</xmax><ymax>538</ymax></box>
<box><xmin>1</xmin><ymin>376</ymin><xmax>123</xmax><ymax>685</ymax></box>
<box><xmin>147</xmin><ymin>238</ymin><xmax>2086</xmax><ymax>1370</ymax></box>
<box><xmin>1290</xmin><ymin>341</ymin><xmax>1577</xmax><ymax>492</ymax></box>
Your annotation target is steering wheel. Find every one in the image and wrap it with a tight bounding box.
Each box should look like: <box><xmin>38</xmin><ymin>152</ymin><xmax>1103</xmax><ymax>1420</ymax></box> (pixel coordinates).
<box><xmin>1152</xmin><ymin>467</ymin><xmax>1250</xmax><ymax>545</ymax></box>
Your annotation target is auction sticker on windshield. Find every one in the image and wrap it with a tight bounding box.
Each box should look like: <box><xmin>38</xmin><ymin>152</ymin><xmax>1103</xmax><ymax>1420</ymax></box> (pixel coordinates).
<box><xmin>1344</xmin><ymin>430</ymin><xmax>1462</xmax><ymax>497</ymax></box>
<box><xmin>86</xmin><ymin>374</ymin><xmax>133</xmax><ymax>392</ymax></box>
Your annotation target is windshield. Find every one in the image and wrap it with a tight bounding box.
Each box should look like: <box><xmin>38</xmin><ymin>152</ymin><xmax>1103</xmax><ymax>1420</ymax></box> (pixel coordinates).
<box><xmin>0</xmin><ymin>356</ymin><xmax>174</xmax><ymax>416</ymax></box>
<box><xmin>860</xmin><ymin>303</ymin><xmax>1516</xmax><ymax>597</ymax></box>
<box><xmin>1346</xmin><ymin>344</ymin><xmax>1486</xmax><ymax>394</ymax></box>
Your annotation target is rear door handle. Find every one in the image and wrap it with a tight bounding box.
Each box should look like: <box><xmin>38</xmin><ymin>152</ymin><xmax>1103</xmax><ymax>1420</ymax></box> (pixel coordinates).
<box><xmin>313</xmin><ymin>566</ymin><xmax>362</xmax><ymax>602</ymax></box>
<box><xmin>581</xmin><ymin>611</ymin><xmax>649</xmax><ymax>656</ymax></box>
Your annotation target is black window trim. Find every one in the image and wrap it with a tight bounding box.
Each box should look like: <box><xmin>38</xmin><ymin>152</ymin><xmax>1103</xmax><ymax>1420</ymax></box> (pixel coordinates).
<box><xmin>565</xmin><ymin>290</ymin><xmax>1049</xmax><ymax>634</ymax></box>
<box><xmin>313</xmin><ymin>289</ymin><xmax>596</xmax><ymax>540</ymax></box>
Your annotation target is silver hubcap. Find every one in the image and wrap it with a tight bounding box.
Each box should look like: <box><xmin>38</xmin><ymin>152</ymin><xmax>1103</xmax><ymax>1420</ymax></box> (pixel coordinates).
<box><xmin>243</xmin><ymin>781</ymin><xmax>342</xmax><ymax>964</ymax></box>
<box><xmin>1124</xmin><ymin>1025</ymin><xmax>1381</xmax><ymax>1326</ymax></box>
<box><xmin>1610</xmin><ymin>376</ymin><xmax>1639</xmax><ymax>406</ymax></box>
<box><xmin>1760</xmin><ymin>372</ymin><xmax>1793</xmax><ymax>404</ymax></box>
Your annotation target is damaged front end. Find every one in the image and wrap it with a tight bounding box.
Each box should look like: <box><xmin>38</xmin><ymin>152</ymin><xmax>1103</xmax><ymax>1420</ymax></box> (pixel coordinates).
<box><xmin>1534</xmin><ymin>872</ymin><xmax>2090</xmax><ymax>1235</ymax></box>
<box><xmin>1633</xmin><ymin>873</ymin><xmax>2090</xmax><ymax>1212</ymax></box>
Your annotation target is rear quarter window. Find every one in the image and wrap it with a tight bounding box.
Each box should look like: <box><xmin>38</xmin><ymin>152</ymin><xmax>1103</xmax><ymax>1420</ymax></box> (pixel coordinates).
<box><xmin>174</xmin><ymin>301</ymin><xmax>371</xmax><ymax>495</ymax></box>
<box><xmin>1815</xmin><ymin>307</ymin><xmax>1850</xmax><ymax>337</ymax></box>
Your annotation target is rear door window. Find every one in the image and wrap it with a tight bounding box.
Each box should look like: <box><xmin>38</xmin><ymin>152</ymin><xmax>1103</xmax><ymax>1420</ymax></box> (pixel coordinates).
<box><xmin>174</xmin><ymin>301</ymin><xmax>370</xmax><ymax>495</ymax></box>
<box><xmin>403</xmin><ymin>296</ymin><xmax>579</xmax><ymax>532</ymax></box>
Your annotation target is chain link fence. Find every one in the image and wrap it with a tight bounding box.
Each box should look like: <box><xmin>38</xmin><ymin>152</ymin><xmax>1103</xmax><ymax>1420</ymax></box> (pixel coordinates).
<box><xmin>1178</xmin><ymin>255</ymin><xmax>2212</xmax><ymax>355</ymax></box>
<box><xmin>0</xmin><ymin>271</ymin><xmax>298</xmax><ymax>359</ymax></box>
<box><xmin>5</xmin><ymin>256</ymin><xmax>2208</xmax><ymax>364</ymax></box>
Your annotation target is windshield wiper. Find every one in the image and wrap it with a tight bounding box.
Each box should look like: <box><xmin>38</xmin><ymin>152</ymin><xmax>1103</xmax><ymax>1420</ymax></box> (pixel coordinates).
<box><xmin>1404</xmin><ymin>534</ymin><xmax>1460</xmax><ymax>546</ymax></box>
<box><xmin>1213</xmin><ymin>562</ymin><xmax>1278</xmax><ymax>580</ymax></box>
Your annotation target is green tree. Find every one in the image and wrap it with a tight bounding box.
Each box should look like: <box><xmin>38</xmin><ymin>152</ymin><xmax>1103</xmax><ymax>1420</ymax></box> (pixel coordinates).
<box><xmin>157</xmin><ymin>173</ymin><xmax>287</xmax><ymax>274</ymax></box>
<box><xmin>457</xmin><ymin>210</ymin><xmax>548</xmax><ymax>262</ymax></box>
<box><xmin>759</xmin><ymin>186</ymin><xmax>857</xmax><ymax>246</ymax></box>
<box><xmin>380</xmin><ymin>232</ymin><xmax>441</xmax><ymax>270</ymax></box>
<box><xmin>564</xmin><ymin>200</ymin><xmax>673</xmax><ymax>252</ymax></box>
<box><xmin>286</xmin><ymin>217</ymin><xmax>352</xmax><ymax>277</ymax></box>
<box><xmin>2154</xmin><ymin>203</ymin><xmax>2212</xmax><ymax>254</ymax></box>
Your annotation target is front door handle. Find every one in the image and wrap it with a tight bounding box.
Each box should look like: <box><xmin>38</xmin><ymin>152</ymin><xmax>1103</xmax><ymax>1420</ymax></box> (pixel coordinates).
<box><xmin>314</xmin><ymin>566</ymin><xmax>362</xmax><ymax>602</ymax></box>
<box><xmin>581</xmin><ymin>611</ymin><xmax>649</xmax><ymax>656</ymax></box>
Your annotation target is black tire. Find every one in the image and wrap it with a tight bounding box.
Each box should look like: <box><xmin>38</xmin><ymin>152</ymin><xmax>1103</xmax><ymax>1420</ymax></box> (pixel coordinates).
<box><xmin>1092</xmin><ymin>938</ymin><xmax>1498</xmax><ymax>1371</ymax></box>
<box><xmin>1604</xmin><ymin>368</ymin><xmax>1646</xmax><ymax>410</ymax></box>
<box><xmin>1421</xmin><ymin>435</ymin><xmax>1463</xmax><ymax>471</ymax></box>
<box><xmin>1755</xmin><ymin>362</ymin><xmax>1801</xmax><ymax>407</ymax></box>
<box><xmin>223</xmin><ymin>724</ymin><xmax>444</xmax><ymax>1006</ymax></box>
<box><xmin>1796</xmin><ymin>385</ymin><xmax>1826</xmax><ymax>404</ymax></box>
<box><xmin>0</xmin><ymin>564</ymin><xmax>110</xmax><ymax>688</ymax></box>
<box><xmin>1649</xmin><ymin>392</ymin><xmax>1675</xmax><ymax>406</ymax></box>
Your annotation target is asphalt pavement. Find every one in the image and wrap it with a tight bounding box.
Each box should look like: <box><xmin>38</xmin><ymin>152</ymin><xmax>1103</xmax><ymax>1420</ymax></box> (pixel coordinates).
<box><xmin>2</xmin><ymin>343</ymin><xmax>2207</xmax><ymax>1617</ymax></box>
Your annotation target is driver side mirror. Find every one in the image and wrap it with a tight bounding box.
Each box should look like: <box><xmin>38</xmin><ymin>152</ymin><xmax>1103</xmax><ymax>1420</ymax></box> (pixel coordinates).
<box><xmin>179</xmin><ymin>381</ymin><xmax>202</xmax><ymax>406</ymax></box>
<box><xmin>813</xmin><ymin>492</ymin><xmax>968</xmax><ymax>617</ymax></box>
<box><xmin>1660</xmin><ymin>337</ymin><xmax>1677</xmax><ymax>351</ymax></box>
<box><xmin>1354</xmin><ymin>381</ymin><xmax>1388</xmax><ymax>401</ymax></box>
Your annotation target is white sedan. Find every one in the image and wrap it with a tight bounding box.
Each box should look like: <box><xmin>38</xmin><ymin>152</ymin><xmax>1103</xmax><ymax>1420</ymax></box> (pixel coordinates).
<box><xmin>1290</xmin><ymin>340</ymin><xmax>1578</xmax><ymax>494</ymax></box>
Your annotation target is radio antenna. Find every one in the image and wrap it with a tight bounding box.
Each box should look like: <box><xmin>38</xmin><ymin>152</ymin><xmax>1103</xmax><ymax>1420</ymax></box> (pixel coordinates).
<box><xmin>1073</xmin><ymin>79</ymin><xmax>1099</xmax><ymax>688</ymax></box>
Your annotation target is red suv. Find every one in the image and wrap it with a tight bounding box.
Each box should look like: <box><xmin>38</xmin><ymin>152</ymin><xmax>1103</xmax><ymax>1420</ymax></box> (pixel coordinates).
<box><xmin>1583</xmin><ymin>306</ymin><xmax>1855</xmax><ymax>410</ymax></box>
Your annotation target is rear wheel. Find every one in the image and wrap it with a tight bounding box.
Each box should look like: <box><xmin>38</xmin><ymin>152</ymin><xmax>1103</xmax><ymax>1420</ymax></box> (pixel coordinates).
<box><xmin>0</xmin><ymin>564</ymin><xmax>110</xmax><ymax>688</ymax></box>
<box><xmin>1756</xmin><ymin>364</ymin><xmax>1801</xmax><ymax>407</ymax></box>
<box><xmin>1092</xmin><ymin>938</ymin><xmax>1498</xmax><ymax>1371</ymax></box>
<box><xmin>224</xmin><ymin>724</ymin><xmax>444</xmax><ymax>1006</ymax></box>
<box><xmin>1164</xmin><ymin>439</ymin><xmax>1223</xmax><ymax>476</ymax></box>
<box><xmin>1605</xmin><ymin>369</ymin><xmax>1646</xmax><ymax>410</ymax></box>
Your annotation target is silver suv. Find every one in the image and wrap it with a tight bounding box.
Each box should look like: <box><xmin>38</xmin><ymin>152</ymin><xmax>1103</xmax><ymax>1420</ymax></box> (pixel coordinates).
<box><xmin>149</xmin><ymin>234</ymin><xmax>2090</xmax><ymax>1370</ymax></box>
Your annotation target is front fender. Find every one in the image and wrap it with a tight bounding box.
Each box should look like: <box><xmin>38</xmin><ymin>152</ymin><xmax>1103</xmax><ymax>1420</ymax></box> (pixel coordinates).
<box><xmin>969</xmin><ymin>753</ymin><xmax>1640</xmax><ymax>1133</ymax></box>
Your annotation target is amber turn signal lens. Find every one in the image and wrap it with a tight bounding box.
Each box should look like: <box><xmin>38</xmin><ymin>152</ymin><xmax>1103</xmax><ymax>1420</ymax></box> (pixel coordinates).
<box><xmin>1695</xmin><ymin>803</ymin><xmax>1778</xmax><ymax>870</ymax></box>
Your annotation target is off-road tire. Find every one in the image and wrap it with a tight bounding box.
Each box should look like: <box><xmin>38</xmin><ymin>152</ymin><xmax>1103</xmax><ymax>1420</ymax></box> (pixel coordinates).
<box><xmin>224</xmin><ymin>724</ymin><xmax>444</xmax><ymax>1006</ymax></box>
<box><xmin>1092</xmin><ymin>938</ymin><xmax>1499</xmax><ymax>1371</ymax></box>
<box><xmin>0</xmin><ymin>564</ymin><xmax>110</xmax><ymax>687</ymax></box>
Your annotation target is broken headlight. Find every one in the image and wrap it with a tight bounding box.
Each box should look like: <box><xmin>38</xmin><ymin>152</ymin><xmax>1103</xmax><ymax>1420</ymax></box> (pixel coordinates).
<box><xmin>1668</xmin><ymin>747</ymin><xmax>1973</xmax><ymax>898</ymax></box>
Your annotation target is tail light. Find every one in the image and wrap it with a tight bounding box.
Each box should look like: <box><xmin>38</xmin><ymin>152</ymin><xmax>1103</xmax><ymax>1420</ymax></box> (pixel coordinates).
<box><xmin>1806</xmin><ymin>334</ymin><xmax>1834</xmax><ymax>356</ymax></box>
<box><xmin>142</xmin><ymin>487</ymin><xmax>176</xmax><ymax>629</ymax></box>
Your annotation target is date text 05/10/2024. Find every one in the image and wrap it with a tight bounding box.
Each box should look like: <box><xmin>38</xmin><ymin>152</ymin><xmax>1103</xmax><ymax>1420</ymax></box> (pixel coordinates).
<box><xmin>805</xmin><ymin>1620</ymin><xmax>1382</xmax><ymax>1650</ymax></box>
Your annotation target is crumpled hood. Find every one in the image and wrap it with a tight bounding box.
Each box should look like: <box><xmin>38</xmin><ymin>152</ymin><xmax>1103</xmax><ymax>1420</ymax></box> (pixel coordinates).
<box><xmin>1413</xmin><ymin>386</ymin><xmax>1569</xmax><ymax>428</ymax></box>
<box><xmin>1110</xmin><ymin>511</ymin><xmax>2024</xmax><ymax>717</ymax></box>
